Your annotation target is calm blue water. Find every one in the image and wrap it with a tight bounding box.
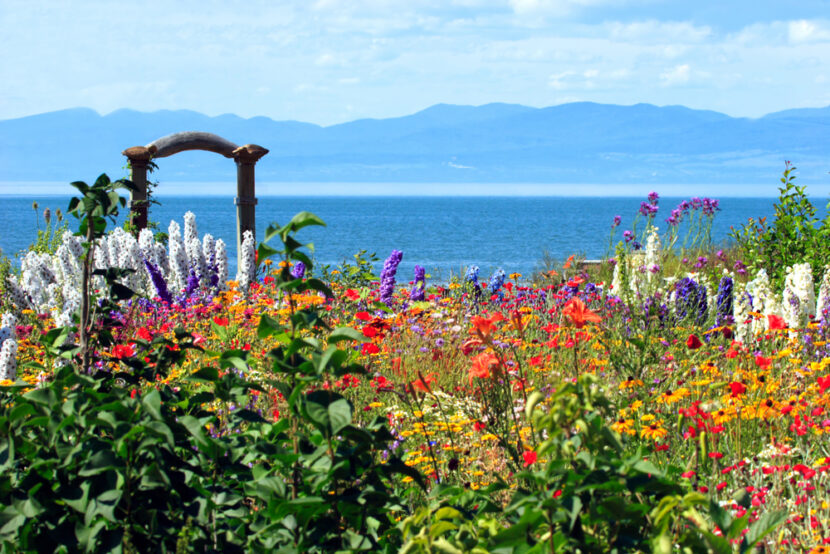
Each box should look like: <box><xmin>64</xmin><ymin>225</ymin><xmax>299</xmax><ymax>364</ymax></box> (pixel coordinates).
<box><xmin>0</xmin><ymin>194</ymin><xmax>814</xmax><ymax>279</ymax></box>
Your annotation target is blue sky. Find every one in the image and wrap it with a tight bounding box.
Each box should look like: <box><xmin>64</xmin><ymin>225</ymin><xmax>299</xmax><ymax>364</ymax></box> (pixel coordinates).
<box><xmin>2</xmin><ymin>0</ymin><xmax>829</xmax><ymax>125</ymax></box>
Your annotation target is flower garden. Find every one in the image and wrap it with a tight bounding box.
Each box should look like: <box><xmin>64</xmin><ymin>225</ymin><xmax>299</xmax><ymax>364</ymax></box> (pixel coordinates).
<box><xmin>2</xmin><ymin>168</ymin><xmax>830</xmax><ymax>552</ymax></box>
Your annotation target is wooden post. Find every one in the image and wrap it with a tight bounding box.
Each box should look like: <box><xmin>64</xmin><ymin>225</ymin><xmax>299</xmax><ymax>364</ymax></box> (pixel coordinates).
<box><xmin>121</xmin><ymin>145</ymin><xmax>156</xmax><ymax>232</ymax></box>
<box><xmin>232</xmin><ymin>145</ymin><xmax>269</xmax><ymax>270</ymax></box>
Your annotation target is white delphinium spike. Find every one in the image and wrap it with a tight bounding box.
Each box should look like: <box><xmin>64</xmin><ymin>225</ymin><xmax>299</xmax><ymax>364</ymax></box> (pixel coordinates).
<box><xmin>62</xmin><ymin>231</ymin><xmax>84</xmax><ymax>259</ymax></box>
<box><xmin>183</xmin><ymin>212</ymin><xmax>198</xmax><ymax>244</ymax></box>
<box><xmin>643</xmin><ymin>225</ymin><xmax>662</xmax><ymax>286</ymax></box>
<box><xmin>138</xmin><ymin>228</ymin><xmax>157</xmax><ymax>265</ymax></box>
<box><xmin>203</xmin><ymin>234</ymin><xmax>217</xmax><ymax>284</ymax></box>
<box><xmin>782</xmin><ymin>287</ymin><xmax>803</xmax><ymax>329</ymax></box>
<box><xmin>169</xmin><ymin>239</ymin><xmax>189</xmax><ymax>294</ymax></box>
<box><xmin>733</xmin><ymin>285</ymin><xmax>752</xmax><ymax>343</ymax></box>
<box><xmin>0</xmin><ymin>313</ymin><xmax>16</xmax><ymax>343</ymax></box>
<box><xmin>816</xmin><ymin>266</ymin><xmax>830</xmax><ymax>321</ymax></box>
<box><xmin>611</xmin><ymin>262</ymin><xmax>622</xmax><ymax>297</ymax></box>
<box><xmin>236</xmin><ymin>231</ymin><xmax>256</xmax><ymax>291</ymax></box>
<box><xmin>783</xmin><ymin>262</ymin><xmax>815</xmax><ymax>321</ymax></box>
<box><xmin>153</xmin><ymin>242</ymin><xmax>169</xmax><ymax>276</ymax></box>
<box><xmin>56</xmin><ymin>245</ymin><xmax>81</xmax><ymax>290</ymax></box>
<box><xmin>187</xmin><ymin>237</ymin><xmax>206</xmax><ymax>281</ymax></box>
<box><xmin>215</xmin><ymin>239</ymin><xmax>228</xmax><ymax>290</ymax></box>
<box><xmin>0</xmin><ymin>339</ymin><xmax>18</xmax><ymax>381</ymax></box>
<box><xmin>746</xmin><ymin>269</ymin><xmax>777</xmax><ymax>333</ymax></box>
<box><xmin>4</xmin><ymin>276</ymin><xmax>31</xmax><ymax>312</ymax></box>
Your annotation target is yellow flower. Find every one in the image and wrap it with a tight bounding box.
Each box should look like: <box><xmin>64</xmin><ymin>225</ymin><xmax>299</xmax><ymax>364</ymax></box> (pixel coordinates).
<box><xmin>640</xmin><ymin>421</ymin><xmax>668</xmax><ymax>441</ymax></box>
<box><xmin>611</xmin><ymin>418</ymin><xmax>635</xmax><ymax>436</ymax></box>
<box><xmin>656</xmin><ymin>388</ymin><xmax>690</xmax><ymax>405</ymax></box>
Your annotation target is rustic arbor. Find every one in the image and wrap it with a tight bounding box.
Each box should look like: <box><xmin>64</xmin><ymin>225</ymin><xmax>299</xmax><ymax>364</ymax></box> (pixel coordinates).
<box><xmin>122</xmin><ymin>131</ymin><xmax>269</xmax><ymax>270</ymax></box>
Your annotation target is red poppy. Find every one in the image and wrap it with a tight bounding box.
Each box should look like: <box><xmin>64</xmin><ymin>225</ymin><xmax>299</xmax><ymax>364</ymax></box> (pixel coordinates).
<box><xmin>213</xmin><ymin>316</ymin><xmax>229</xmax><ymax>327</ymax></box>
<box><xmin>686</xmin><ymin>334</ymin><xmax>702</xmax><ymax>349</ymax></box>
<box><xmin>755</xmin><ymin>355</ymin><xmax>772</xmax><ymax>369</ymax></box>
<box><xmin>355</xmin><ymin>311</ymin><xmax>372</xmax><ymax>321</ymax></box>
<box><xmin>522</xmin><ymin>450</ymin><xmax>537</xmax><ymax>467</ymax></box>
<box><xmin>345</xmin><ymin>289</ymin><xmax>360</xmax><ymax>301</ymax></box>
<box><xmin>136</xmin><ymin>327</ymin><xmax>152</xmax><ymax>341</ymax></box>
<box><xmin>818</xmin><ymin>375</ymin><xmax>830</xmax><ymax>393</ymax></box>
<box><xmin>729</xmin><ymin>381</ymin><xmax>747</xmax><ymax>397</ymax></box>
<box><xmin>561</xmin><ymin>297</ymin><xmax>602</xmax><ymax>329</ymax></box>
<box><xmin>768</xmin><ymin>314</ymin><xmax>787</xmax><ymax>330</ymax></box>
<box><xmin>362</xmin><ymin>326</ymin><xmax>378</xmax><ymax>338</ymax></box>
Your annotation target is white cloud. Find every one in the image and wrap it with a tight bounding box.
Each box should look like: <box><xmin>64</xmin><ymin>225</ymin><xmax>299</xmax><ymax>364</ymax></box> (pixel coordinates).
<box><xmin>659</xmin><ymin>64</ymin><xmax>691</xmax><ymax>86</ymax></box>
<box><xmin>788</xmin><ymin>19</ymin><xmax>830</xmax><ymax>43</ymax></box>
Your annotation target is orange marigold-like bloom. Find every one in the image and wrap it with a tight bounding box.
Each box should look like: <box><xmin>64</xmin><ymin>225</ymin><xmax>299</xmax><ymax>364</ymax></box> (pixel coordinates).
<box><xmin>640</xmin><ymin>421</ymin><xmax>668</xmax><ymax>441</ymax></box>
<box><xmin>561</xmin><ymin>298</ymin><xmax>601</xmax><ymax>329</ymax></box>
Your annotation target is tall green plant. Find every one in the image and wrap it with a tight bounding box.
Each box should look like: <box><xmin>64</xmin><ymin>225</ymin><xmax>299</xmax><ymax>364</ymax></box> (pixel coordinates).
<box><xmin>731</xmin><ymin>162</ymin><xmax>830</xmax><ymax>289</ymax></box>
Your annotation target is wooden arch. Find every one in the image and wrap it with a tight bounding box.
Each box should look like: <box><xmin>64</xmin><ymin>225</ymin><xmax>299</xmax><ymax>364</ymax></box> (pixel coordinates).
<box><xmin>122</xmin><ymin>132</ymin><xmax>269</xmax><ymax>270</ymax></box>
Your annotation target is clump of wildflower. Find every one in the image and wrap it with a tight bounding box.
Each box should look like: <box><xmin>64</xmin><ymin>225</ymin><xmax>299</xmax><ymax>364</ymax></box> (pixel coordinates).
<box><xmin>674</xmin><ymin>277</ymin><xmax>707</xmax><ymax>324</ymax></box>
<box><xmin>379</xmin><ymin>250</ymin><xmax>403</xmax><ymax>305</ymax></box>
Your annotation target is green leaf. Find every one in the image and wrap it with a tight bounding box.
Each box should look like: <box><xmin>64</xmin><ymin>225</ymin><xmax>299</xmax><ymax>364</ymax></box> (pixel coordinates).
<box><xmin>188</xmin><ymin>366</ymin><xmax>219</xmax><ymax>382</ymax></box>
<box><xmin>742</xmin><ymin>510</ymin><xmax>787</xmax><ymax>553</ymax></box>
<box><xmin>329</xmin><ymin>327</ymin><xmax>368</xmax><ymax>343</ymax></box>
<box><xmin>287</xmin><ymin>211</ymin><xmax>326</xmax><ymax>232</ymax></box>
<box><xmin>257</xmin><ymin>313</ymin><xmax>283</xmax><ymax>339</ymax></box>
<box><xmin>304</xmin><ymin>391</ymin><xmax>352</xmax><ymax>435</ymax></box>
<box><xmin>141</xmin><ymin>389</ymin><xmax>162</xmax><ymax>421</ymax></box>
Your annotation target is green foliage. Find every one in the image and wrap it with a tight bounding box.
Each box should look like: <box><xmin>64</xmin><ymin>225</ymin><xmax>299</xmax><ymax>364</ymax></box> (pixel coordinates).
<box><xmin>731</xmin><ymin>162</ymin><xmax>830</xmax><ymax>289</ymax></box>
<box><xmin>400</xmin><ymin>375</ymin><xmax>694</xmax><ymax>552</ymax></box>
<box><xmin>327</xmin><ymin>249</ymin><xmax>380</xmax><ymax>289</ymax></box>
<box><xmin>0</xmin><ymin>193</ymin><xmax>418</xmax><ymax>552</ymax></box>
<box><xmin>28</xmin><ymin>220</ymin><xmax>69</xmax><ymax>256</ymax></box>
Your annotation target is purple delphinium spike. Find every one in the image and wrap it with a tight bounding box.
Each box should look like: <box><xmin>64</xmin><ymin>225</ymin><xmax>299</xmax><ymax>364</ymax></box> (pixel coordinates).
<box><xmin>380</xmin><ymin>250</ymin><xmax>403</xmax><ymax>305</ymax></box>
<box><xmin>143</xmin><ymin>259</ymin><xmax>173</xmax><ymax>305</ymax></box>
<box><xmin>410</xmin><ymin>264</ymin><xmax>425</xmax><ymax>301</ymax></box>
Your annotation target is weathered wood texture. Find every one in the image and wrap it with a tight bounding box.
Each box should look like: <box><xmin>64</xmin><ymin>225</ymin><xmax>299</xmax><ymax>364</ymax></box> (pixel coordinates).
<box><xmin>122</xmin><ymin>133</ymin><xmax>269</xmax><ymax>266</ymax></box>
<box><xmin>147</xmin><ymin>131</ymin><xmax>239</xmax><ymax>159</ymax></box>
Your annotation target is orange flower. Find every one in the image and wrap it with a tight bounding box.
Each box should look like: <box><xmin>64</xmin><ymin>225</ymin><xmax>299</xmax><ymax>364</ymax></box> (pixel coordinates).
<box><xmin>470</xmin><ymin>312</ymin><xmax>505</xmax><ymax>342</ymax></box>
<box><xmin>412</xmin><ymin>372</ymin><xmax>437</xmax><ymax>393</ymax></box>
<box><xmin>469</xmin><ymin>352</ymin><xmax>499</xmax><ymax>383</ymax></box>
<box><xmin>561</xmin><ymin>298</ymin><xmax>601</xmax><ymax>329</ymax></box>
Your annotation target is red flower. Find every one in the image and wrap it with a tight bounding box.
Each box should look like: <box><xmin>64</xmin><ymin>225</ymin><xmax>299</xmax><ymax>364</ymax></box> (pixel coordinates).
<box><xmin>818</xmin><ymin>375</ymin><xmax>830</xmax><ymax>393</ymax></box>
<box><xmin>113</xmin><ymin>343</ymin><xmax>135</xmax><ymax>359</ymax></box>
<box><xmin>755</xmin><ymin>355</ymin><xmax>772</xmax><ymax>369</ymax></box>
<box><xmin>136</xmin><ymin>327</ymin><xmax>152</xmax><ymax>341</ymax></box>
<box><xmin>522</xmin><ymin>450</ymin><xmax>537</xmax><ymax>467</ymax></box>
<box><xmin>361</xmin><ymin>343</ymin><xmax>380</xmax><ymax>355</ymax></box>
<box><xmin>345</xmin><ymin>289</ymin><xmax>360</xmax><ymax>301</ymax></box>
<box><xmin>686</xmin><ymin>334</ymin><xmax>702</xmax><ymax>349</ymax></box>
<box><xmin>729</xmin><ymin>381</ymin><xmax>747</xmax><ymax>397</ymax></box>
<box><xmin>355</xmin><ymin>311</ymin><xmax>372</xmax><ymax>321</ymax></box>
<box><xmin>768</xmin><ymin>314</ymin><xmax>787</xmax><ymax>330</ymax></box>
<box><xmin>213</xmin><ymin>316</ymin><xmax>229</xmax><ymax>327</ymax></box>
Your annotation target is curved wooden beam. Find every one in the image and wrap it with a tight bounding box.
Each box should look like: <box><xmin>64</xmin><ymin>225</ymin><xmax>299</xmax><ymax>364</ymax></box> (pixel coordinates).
<box><xmin>146</xmin><ymin>131</ymin><xmax>240</xmax><ymax>159</ymax></box>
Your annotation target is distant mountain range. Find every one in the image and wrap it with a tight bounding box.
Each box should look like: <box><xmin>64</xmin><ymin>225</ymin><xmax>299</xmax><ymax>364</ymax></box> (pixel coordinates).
<box><xmin>1</xmin><ymin>102</ymin><xmax>828</xmax><ymax>185</ymax></box>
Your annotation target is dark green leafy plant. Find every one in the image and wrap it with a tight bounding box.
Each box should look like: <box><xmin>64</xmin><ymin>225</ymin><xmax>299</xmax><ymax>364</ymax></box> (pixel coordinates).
<box><xmin>731</xmin><ymin>162</ymin><xmax>830</xmax><ymax>289</ymax></box>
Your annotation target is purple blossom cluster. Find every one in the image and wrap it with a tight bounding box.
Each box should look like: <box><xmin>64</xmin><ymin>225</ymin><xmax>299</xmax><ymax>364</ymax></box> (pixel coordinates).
<box><xmin>665</xmin><ymin>196</ymin><xmax>721</xmax><ymax>226</ymax></box>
